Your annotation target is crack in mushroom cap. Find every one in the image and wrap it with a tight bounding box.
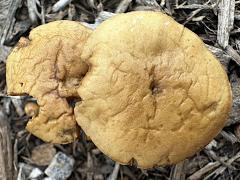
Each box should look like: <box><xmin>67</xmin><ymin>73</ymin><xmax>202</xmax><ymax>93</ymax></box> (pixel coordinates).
<box><xmin>6</xmin><ymin>20</ymin><xmax>92</xmax><ymax>144</ymax></box>
<box><xmin>75</xmin><ymin>11</ymin><xmax>232</xmax><ymax>168</ymax></box>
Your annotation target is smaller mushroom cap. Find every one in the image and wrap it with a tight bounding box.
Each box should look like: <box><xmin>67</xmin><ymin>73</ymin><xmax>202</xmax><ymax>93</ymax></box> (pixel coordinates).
<box><xmin>24</xmin><ymin>102</ymin><xmax>39</xmax><ymax>117</ymax></box>
<box><xmin>7</xmin><ymin>20</ymin><xmax>92</xmax><ymax>143</ymax></box>
<box><xmin>75</xmin><ymin>11</ymin><xmax>232</xmax><ymax>168</ymax></box>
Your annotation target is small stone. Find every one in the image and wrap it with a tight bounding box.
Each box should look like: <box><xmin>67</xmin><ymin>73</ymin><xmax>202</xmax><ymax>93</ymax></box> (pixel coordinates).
<box><xmin>45</xmin><ymin>152</ymin><xmax>75</xmax><ymax>180</ymax></box>
<box><xmin>18</xmin><ymin>163</ymin><xmax>34</xmax><ymax>178</ymax></box>
<box><xmin>31</xmin><ymin>143</ymin><xmax>56</xmax><ymax>166</ymax></box>
<box><xmin>28</xmin><ymin>168</ymin><xmax>43</xmax><ymax>179</ymax></box>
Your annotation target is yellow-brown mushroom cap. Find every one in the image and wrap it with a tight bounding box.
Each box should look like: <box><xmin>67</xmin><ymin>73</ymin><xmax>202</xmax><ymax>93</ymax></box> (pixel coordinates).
<box><xmin>75</xmin><ymin>11</ymin><xmax>232</xmax><ymax>168</ymax></box>
<box><xmin>7</xmin><ymin>20</ymin><xmax>92</xmax><ymax>144</ymax></box>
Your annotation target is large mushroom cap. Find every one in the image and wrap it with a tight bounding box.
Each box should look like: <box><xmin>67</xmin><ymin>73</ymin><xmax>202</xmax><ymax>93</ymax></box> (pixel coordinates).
<box><xmin>75</xmin><ymin>11</ymin><xmax>232</xmax><ymax>168</ymax></box>
<box><xmin>7</xmin><ymin>20</ymin><xmax>92</xmax><ymax>144</ymax></box>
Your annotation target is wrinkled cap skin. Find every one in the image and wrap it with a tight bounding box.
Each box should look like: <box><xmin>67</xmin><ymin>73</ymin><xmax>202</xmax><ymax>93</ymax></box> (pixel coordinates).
<box><xmin>7</xmin><ymin>20</ymin><xmax>92</xmax><ymax>144</ymax></box>
<box><xmin>75</xmin><ymin>11</ymin><xmax>232</xmax><ymax>168</ymax></box>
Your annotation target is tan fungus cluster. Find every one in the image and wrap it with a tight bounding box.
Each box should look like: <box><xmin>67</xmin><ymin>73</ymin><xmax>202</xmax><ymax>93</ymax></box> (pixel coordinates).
<box><xmin>6</xmin><ymin>12</ymin><xmax>232</xmax><ymax>168</ymax></box>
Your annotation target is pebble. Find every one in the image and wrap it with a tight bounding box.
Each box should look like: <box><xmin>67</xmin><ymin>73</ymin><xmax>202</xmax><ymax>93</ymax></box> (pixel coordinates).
<box><xmin>45</xmin><ymin>152</ymin><xmax>75</xmax><ymax>180</ymax></box>
<box><xmin>28</xmin><ymin>167</ymin><xmax>43</xmax><ymax>179</ymax></box>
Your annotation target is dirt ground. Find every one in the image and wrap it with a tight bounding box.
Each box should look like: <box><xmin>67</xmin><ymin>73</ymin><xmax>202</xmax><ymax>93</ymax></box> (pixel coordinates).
<box><xmin>0</xmin><ymin>0</ymin><xmax>240</xmax><ymax>179</ymax></box>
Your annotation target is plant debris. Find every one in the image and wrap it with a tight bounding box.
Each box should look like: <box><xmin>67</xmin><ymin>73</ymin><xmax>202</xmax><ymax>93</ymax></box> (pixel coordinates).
<box><xmin>1</xmin><ymin>0</ymin><xmax>240</xmax><ymax>179</ymax></box>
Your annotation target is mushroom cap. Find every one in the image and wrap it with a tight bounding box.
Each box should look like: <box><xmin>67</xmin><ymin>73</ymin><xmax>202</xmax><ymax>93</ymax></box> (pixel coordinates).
<box><xmin>24</xmin><ymin>102</ymin><xmax>39</xmax><ymax>117</ymax></box>
<box><xmin>75</xmin><ymin>11</ymin><xmax>232</xmax><ymax>168</ymax></box>
<box><xmin>7</xmin><ymin>20</ymin><xmax>92</xmax><ymax>144</ymax></box>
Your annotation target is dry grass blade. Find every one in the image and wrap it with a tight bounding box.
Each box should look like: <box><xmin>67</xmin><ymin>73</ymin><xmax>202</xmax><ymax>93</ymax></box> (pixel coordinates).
<box><xmin>187</xmin><ymin>161</ymin><xmax>221</xmax><ymax>180</ymax></box>
<box><xmin>203</xmin><ymin>152</ymin><xmax>240</xmax><ymax>179</ymax></box>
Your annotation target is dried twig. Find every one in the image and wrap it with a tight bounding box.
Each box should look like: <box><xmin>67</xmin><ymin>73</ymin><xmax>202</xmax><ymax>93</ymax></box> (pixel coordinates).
<box><xmin>52</xmin><ymin>0</ymin><xmax>71</xmax><ymax>13</ymax></box>
<box><xmin>225</xmin><ymin>45</ymin><xmax>240</xmax><ymax>65</ymax></box>
<box><xmin>188</xmin><ymin>161</ymin><xmax>221</xmax><ymax>180</ymax></box>
<box><xmin>204</xmin><ymin>148</ymin><xmax>235</xmax><ymax>169</ymax></box>
<box><xmin>183</xmin><ymin>0</ymin><xmax>211</xmax><ymax>25</ymax></box>
<box><xmin>115</xmin><ymin>0</ymin><xmax>132</xmax><ymax>13</ymax></box>
<box><xmin>204</xmin><ymin>152</ymin><xmax>240</xmax><ymax>179</ymax></box>
<box><xmin>176</xmin><ymin>4</ymin><xmax>213</xmax><ymax>10</ymax></box>
<box><xmin>40</xmin><ymin>0</ymin><xmax>45</xmax><ymax>24</ymax></box>
<box><xmin>107</xmin><ymin>163</ymin><xmax>120</xmax><ymax>180</ymax></box>
<box><xmin>27</xmin><ymin>0</ymin><xmax>41</xmax><ymax>24</ymax></box>
<box><xmin>220</xmin><ymin>130</ymin><xmax>239</xmax><ymax>143</ymax></box>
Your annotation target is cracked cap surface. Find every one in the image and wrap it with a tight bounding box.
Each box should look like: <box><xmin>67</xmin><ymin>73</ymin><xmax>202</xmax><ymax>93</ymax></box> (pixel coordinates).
<box><xmin>7</xmin><ymin>20</ymin><xmax>92</xmax><ymax>144</ymax></box>
<box><xmin>75</xmin><ymin>11</ymin><xmax>232</xmax><ymax>168</ymax></box>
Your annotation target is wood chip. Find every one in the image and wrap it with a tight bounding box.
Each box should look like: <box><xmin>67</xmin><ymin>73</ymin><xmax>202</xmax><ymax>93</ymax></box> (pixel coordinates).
<box><xmin>227</xmin><ymin>71</ymin><xmax>240</xmax><ymax>126</ymax></box>
<box><xmin>0</xmin><ymin>112</ymin><xmax>14</xmax><ymax>180</ymax></box>
<box><xmin>0</xmin><ymin>0</ymin><xmax>22</xmax><ymax>45</ymax></box>
<box><xmin>170</xmin><ymin>160</ymin><xmax>187</xmax><ymax>180</ymax></box>
<box><xmin>217</xmin><ymin>0</ymin><xmax>235</xmax><ymax>48</ymax></box>
<box><xmin>206</xmin><ymin>44</ymin><xmax>231</xmax><ymax>71</ymax></box>
<box><xmin>0</xmin><ymin>45</ymin><xmax>11</xmax><ymax>63</ymax></box>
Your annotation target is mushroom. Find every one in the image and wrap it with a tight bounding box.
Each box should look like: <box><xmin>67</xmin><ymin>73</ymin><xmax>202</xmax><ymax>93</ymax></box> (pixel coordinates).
<box><xmin>75</xmin><ymin>11</ymin><xmax>232</xmax><ymax>168</ymax></box>
<box><xmin>24</xmin><ymin>102</ymin><xmax>39</xmax><ymax>117</ymax></box>
<box><xmin>6</xmin><ymin>20</ymin><xmax>92</xmax><ymax>144</ymax></box>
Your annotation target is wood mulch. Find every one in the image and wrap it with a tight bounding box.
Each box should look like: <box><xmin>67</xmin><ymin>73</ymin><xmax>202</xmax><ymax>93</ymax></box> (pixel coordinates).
<box><xmin>0</xmin><ymin>0</ymin><xmax>240</xmax><ymax>179</ymax></box>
